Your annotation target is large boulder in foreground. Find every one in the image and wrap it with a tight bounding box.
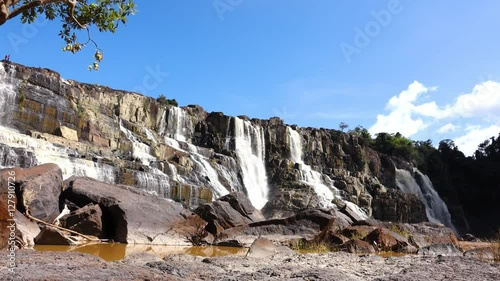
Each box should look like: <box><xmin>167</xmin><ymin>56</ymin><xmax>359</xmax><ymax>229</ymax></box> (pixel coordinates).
<box><xmin>0</xmin><ymin>164</ymin><xmax>62</xmax><ymax>223</ymax></box>
<box><xmin>218</xmin><ymin>208</ymin><xmax>353</xmax><ymax>246</ymax></box>
<box><xmin>364</xmin><ymin>227</ymin><xmax>409</xmax><ymax>252</ymax></box>
<box><xmin>34</xmin><ymin>226</ymin><xmax>76</xmax><ymax>245</ymax></box>
<box><xmin>246</xmin><ymin>237</ymin><xmax>295</xmax><ymax>258</ymax></box>
<box><xmin>62</xmin><ymin>177</ymin><xmax>202</xmax><ymax>245</ymax></box>
<box><xmin>61</xmin><ymin>203</ymin><xmax>103</xmax><ymax>237</ymax></box>
<box><xmin>194</xmin><ymin>192</ymin><xmax>265</xmax><ymax>236</ymax></box>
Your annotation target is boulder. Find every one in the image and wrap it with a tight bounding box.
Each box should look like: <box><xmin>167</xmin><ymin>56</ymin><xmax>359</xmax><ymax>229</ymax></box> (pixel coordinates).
<box><xmin>403</xmin><ymin>222</ymin><xmax>459</xmax><ymax>249</ymax></box>
<box><xmin>340</xmin><ymin>225</ymin><xmax>378</xmax><ymax>240</ymax></box>
<box><xmin>341</xmin><ymin>239</ymin><xmax>376</xmax><ymax>254</ymax></box>
<box><xmin>322</xmin><ymin>233</ymin><xmax>350</xmax><ymax>246</ymax></box>
<box><xmin>0</xmin><ymin>164</ymin><xmax>63</xmax><ymax>223</ymax></box>
<box><xmin>314</xmin><ymin>212</ymin><xmax>354</xmax><ymax>245</ymax></box>
<box><xmin>34</xmin><ymin>226</ymin><xmax>75</xmax><ymax>245</ymax></box>
<box><xmin>340</xmin><ymin>202</ymin><xmax>369</xmax><ymax>222</ymax></box>
<box><xmin>364</xmin><ymin>228</ymin><xmax>409</xmax><ymax>252</ymax></box>
<box><xmin>61</xmin><ymin>203</ymin><xmax>103</xmax><ymax>237</ymax></box>
<box><xmin>62</xmin><ymin>177</ymin><xmax>203</xmax><ymax>245</ymax></box>
<box><xmin>14</xmin><ymin>211</ymin><xmax>40</xmax><ymax>248</ymax></box>
<box><xmin>463</xmin><ymin>248</ymin><xmax>495</xmax><ymax>261</ymax></box>
<box><xmin>194</xmin><ymin>192</ymin><xmax>264</xmax><ymax>236</ymax></box>
<box><xmin>417</xmin><ymin>243</ymin><xmax>462</xmax><ymax>256</ymax></box>
<box><xmin>218</xmin><ymin>208</ymin><xmax>351</xmax><ymax>247</ymax></box>
<box><xmin>218</xmin><ymin>192</ymin><xmax>265</xmax><ymax>222</ymax></box>
<box><xmin>55</xmin><ymin>126</ymin><xmax>78</xmax><ymax>142</ymax></box>
<box><xmin>246</xmin><ymin>237</ymin><xmax>294</xmax><ymax>258</ymax></box>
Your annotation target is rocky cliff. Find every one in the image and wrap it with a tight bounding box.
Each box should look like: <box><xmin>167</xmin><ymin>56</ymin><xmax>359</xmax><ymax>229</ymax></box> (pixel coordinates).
<box><xmin>0</xmin><ymin>61</ymin><xmax>460</xmax><ymax>232</ymax></box>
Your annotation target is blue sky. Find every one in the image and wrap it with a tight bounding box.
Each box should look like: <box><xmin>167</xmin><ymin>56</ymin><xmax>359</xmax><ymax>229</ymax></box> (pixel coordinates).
<box><xmin>1</xmin><ymin>0</ymin><xmax>500</xmax><ymax>155</ymax></box>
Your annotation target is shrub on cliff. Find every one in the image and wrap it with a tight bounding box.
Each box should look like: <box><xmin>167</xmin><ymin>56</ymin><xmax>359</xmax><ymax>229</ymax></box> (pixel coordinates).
<box><xmin>156</xmin><ymin>94</ymin><xmax>178</xmax><ymax>107</ymax></box>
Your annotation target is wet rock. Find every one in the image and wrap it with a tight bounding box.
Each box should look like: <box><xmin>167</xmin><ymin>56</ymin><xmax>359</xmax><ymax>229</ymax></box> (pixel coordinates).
<box><xmin>61</xmin><ymin>203</ymin><xmax>103</xmax><ymax>237</ymax></box>
<box><xmin>340</xmin><ymin>202</ymin><xmax>369</xmax><ymax>222</ymax></box>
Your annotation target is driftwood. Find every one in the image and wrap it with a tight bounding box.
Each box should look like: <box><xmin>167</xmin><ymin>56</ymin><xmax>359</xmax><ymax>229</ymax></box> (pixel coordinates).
<box><xmin>25</xmin><ymin>209</ymin><xmax>101</xmax><ymax>242</ymax></box>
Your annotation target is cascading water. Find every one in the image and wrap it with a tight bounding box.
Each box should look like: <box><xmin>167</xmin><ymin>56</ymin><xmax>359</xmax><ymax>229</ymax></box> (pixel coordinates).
<box><xmin>233</xmin><ymin>117</ymin><xmax>269</xmax><ymax>209</ymax></box>
<box><xmin>164</xmin><ymin>107</ymin><xmax>192</xmax><ymax>142</ymax></box>
<box><xmin>288</xmin><ymin>127</ymin><xmax>338</xmax><ymax>207</ymax></box>
<box><xmin>0</xmin><ymin>125</ymin><xmax>118</xmax><ymax>183</ymax></box>
<box><xmin>0</xmin><ymin>64</ymin><xmax>18</xmax><ymax>125</ymax></box>
<box><xmin>119</xmin><ymin>120</ymin><xmax>156</xmax><ymax>165</ymax></box>
<box><xmin>396</xmin><ymin>168</ymin><xmax>456</xmax><ymax>231</ymax></box>
<box><xmin>161</xmin><ymin>106</ymin><xmax>231</xmax><ymax>199</ymax></box>
<box><xmin>287</xmin><ymin>127</ymin><xmax>368</xmax><ymax>219</ymax></box>
<box><xmin>186</xmin><ymin>143</ymin><xmax>229</xmax><ymax>198</ymax></box>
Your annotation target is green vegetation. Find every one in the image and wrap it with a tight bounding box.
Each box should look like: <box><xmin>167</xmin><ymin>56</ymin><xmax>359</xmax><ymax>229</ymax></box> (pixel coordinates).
<box><xmin>0</xmin><ymin>0</ymin><xmax>136</xmax><ymax>70</ymax></box>
<box><xmin>156</xmin><ymin>94</ymin><xmax>178</xmax><ymax>107</ymax></box>
<box><xmin>389</xmin><ymin>224</ymin><xmax>410</xmax><ymax>238</ymax></box>
<box><xmin>339</xmin><ymin>122</ymin><xmax>349</xmax><ymax>132</ymax></box>
<box><xmin>341</xmin><ymin>121</ymin><xmax>500</xmax><ymax>237</ymax></box>
<box><xmin>289</xmin><ymin>238</ymin><xmax>329</xmax><ymax>253</ymax></box>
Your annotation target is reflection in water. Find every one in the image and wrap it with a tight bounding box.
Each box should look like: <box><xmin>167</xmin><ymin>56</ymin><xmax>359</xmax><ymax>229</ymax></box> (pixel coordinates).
<box><xmin>34</xmin><ymin>243</ymin><xmax>248</xmax><ymax>261</ymax></box>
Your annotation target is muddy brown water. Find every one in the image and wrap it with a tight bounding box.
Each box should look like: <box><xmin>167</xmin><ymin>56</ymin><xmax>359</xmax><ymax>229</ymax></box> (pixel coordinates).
<box><xmin>35</xmin><ymin>243</ymin><xmax>420</xmax><ymax>261</ymax></box>
<box><xmin>34</xmin><ymin>243</ymin><xmax>249</xmax><ymax>261</ymax></box>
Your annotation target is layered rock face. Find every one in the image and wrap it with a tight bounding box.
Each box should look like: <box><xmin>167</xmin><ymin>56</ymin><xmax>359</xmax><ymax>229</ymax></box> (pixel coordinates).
<box><xmin>0</xmin><ymin>62</ymin><xmax>459</xmax><ymax>231</ymax></box>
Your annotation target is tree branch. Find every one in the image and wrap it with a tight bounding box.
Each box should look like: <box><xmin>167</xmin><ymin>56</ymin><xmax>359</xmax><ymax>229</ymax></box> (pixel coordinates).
<box><xmin>6</xmin><ymin>0</ymin><xmax>86</xmax><ymax>29</ymax></box>
<box><xmin>8</xmin><ymin>0</ymin><xmax>61</xmax><ymax>21</ymax></box>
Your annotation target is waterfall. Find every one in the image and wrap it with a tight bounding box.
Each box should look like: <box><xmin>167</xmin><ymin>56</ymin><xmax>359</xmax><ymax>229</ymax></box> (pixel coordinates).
<box><xmin>119</xmin><ymin>120</ymin><xmax>156</xmax><ymax>165</ymax></box>
<box><xmin>134</xmin><ymin>168</ymin><xmax>171</xmax><ymax>198</ymax></box>
<box><xmin>186</xmin><ymin>143</ymin><xmax>229</xmax><ymax>198</ymax></box>
<box><xmin>288</xmin><ymin>127</ymin><xmax>338</xmax><ymax>207</ymax></box>
<box><xmin>144</xmin><ymin>128</ymin><xmax>158</xmax><ymax>145</ymax></box>
<box><xmin>287</xmin><ymin>127</ymin><xmax>368</xmax><ymax>219</ymax></box>
<box><xmin>0</xmin><ymin>125</ymin><xmax>118</xmax><ymax>183</ymax></box>
<box><xmin>0</xmin><ymin>64</ymin><xmax>18</xmax><ymax>126</ymax></box>
<box><xmin>161</xmin><ymin>106</ymin><xmax>230</xmax><ymax>199</ymax></box>
<box><xmin>396</xmin><ymin>168</ymin><xmax>456</xmax><ymax>231</ymax></box>
<box><xmin>233</xmin><ymin>117</ymin><xmax>269</xmax><ymax>209</ymax></box>
<box><xmin>164</xmin><ymin>107</ymin><xmax>192</xmax><ymax>142</ymax></box>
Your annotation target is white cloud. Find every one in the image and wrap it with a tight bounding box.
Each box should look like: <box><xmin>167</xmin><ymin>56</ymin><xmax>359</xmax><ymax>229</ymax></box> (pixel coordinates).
<box><xmin>369</xmin><ymin>81</ymin><xmax>432</xmax><ymax>137</ymax></box>
<box><xmin>446</xmin><ymin>81</ymin><xmax>500</xmax><ymax>118</ymax></box>
<box><xmin>437</xmin><ymin>123</ymin><xmax>457</xmax><ymax>134</ymax></box>
<box><xmin>370</xmin><ymin>80</ymin><xmax>500</xmax><ymax>144</ymax></box>
<box><xmin>454</xmin><ymin>125</ymin><xmax>500</xmax><ymax>156</ymax></box>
